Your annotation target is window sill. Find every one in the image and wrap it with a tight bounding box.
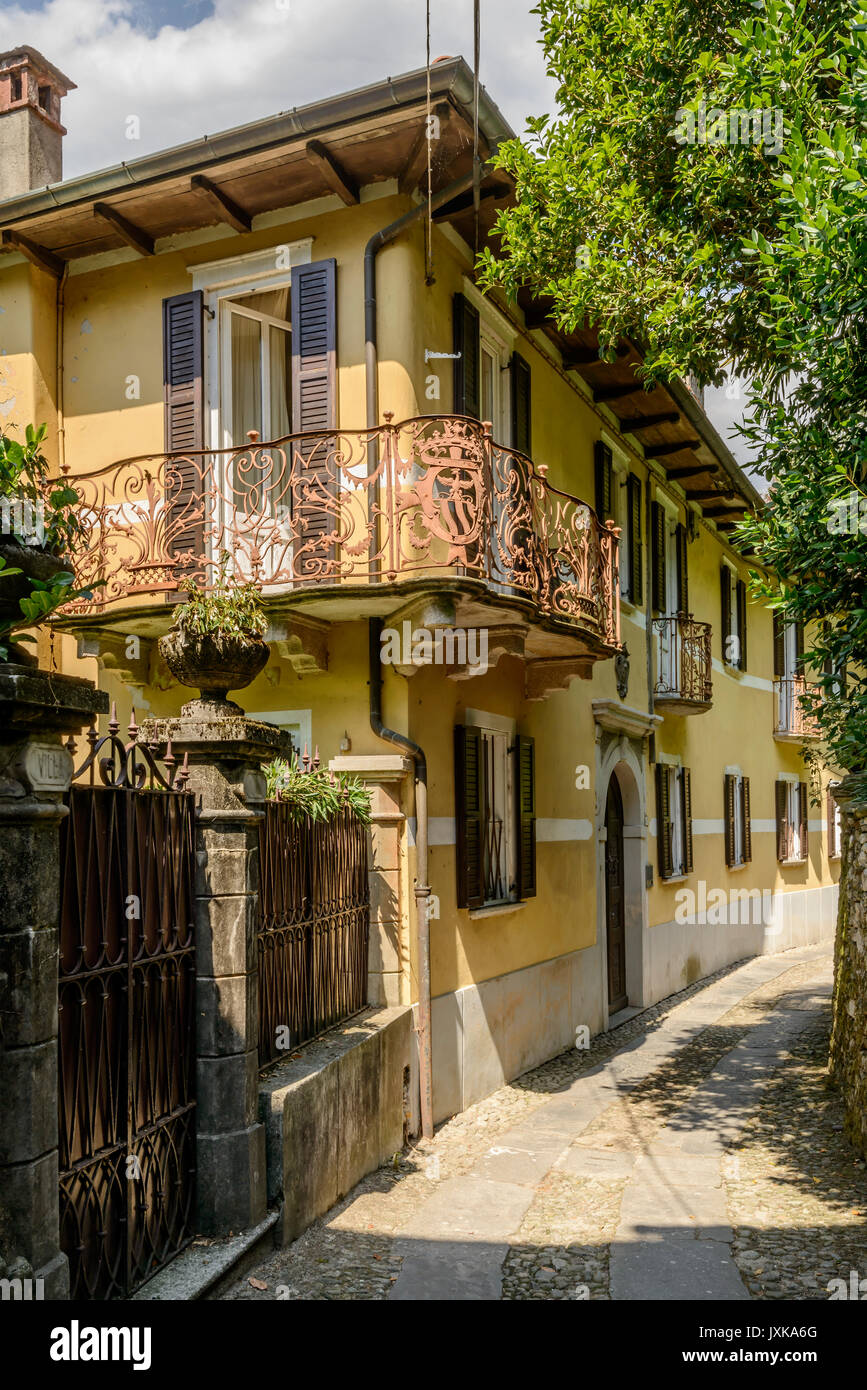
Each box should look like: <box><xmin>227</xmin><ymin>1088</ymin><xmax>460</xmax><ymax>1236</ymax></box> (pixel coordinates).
<box><xmin>469</xmin><ymin>901</ymin><xmax>525</xmax><ymax>921</ymax></box>
<box><xmin>779</xmin><ymin>857</ymin><xmax>808</xmax><ymax>867</ymax></box>
<box><xmin>660</xmin><ymin>873</ymin><xmax>689</xmax><ymax>884</ymax></box>
<box><xmin>727</xmin><ymin>859</ymin><xmax>751</xmax><ymax>872</ymax></box>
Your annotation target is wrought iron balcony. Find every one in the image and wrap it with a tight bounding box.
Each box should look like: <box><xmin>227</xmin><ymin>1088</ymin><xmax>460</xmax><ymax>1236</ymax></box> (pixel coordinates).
<box><xmin>652</xmin><ymin>613</ymin><xmax>713</xmax><ymax>714</ymax></box>
<box><xmin>774</xmin><ymin>676</ymin><xmax>821</xmax><ymax>740</ymax></box>
<box><xmin>60</xmin><ymin>414</ymin><xmax>621</xmax><ymax>655</ymax></box>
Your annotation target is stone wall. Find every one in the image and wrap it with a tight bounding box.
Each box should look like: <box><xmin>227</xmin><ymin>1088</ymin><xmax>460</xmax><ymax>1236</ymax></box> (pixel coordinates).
<box><xmin>829</xmin><ymin>772</ymin><xmax>867</xmax><ymax>1160</ymax></box>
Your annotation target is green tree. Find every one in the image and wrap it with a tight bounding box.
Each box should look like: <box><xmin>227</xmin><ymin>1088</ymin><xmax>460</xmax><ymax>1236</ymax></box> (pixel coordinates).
<box><xmin>481</xmin><ymin>0</ymin><xmax>867</xmax><ymax>770</ymax></box>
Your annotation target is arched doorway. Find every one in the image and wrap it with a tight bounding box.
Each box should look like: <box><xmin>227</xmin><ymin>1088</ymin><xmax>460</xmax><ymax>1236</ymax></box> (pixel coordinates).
<box><xmin>605</xmin><ymin>776</ymin><xmax>628</xmax><ymax>1012</ymax></box>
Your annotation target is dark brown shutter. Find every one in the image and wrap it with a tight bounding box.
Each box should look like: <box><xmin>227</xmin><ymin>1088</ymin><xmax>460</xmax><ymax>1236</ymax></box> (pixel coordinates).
<box><xmin>627</xmin><ymin>474</ymin><xmax>643</xmax><ymax>605</ymax></box>
<box><xmin>798</xmin><ymin>781</ymin><xmax>809</xmax><ymax>859</ymax></box>
<box><xmin>454</xmin><ymin>726</ymin><xmax>484</xmax><ymax>909</ymax></box>
<box><xmin>773</xmin><ymin>612</ymin><xmax>785</xmax><ymax>678</ymax></box>
<box><xmin>453</xmin><ymin>293</ymin><xmax>480</xmax><ymax>418</ymax></box>
<box><xmin>651</xmin><ymin>501</ymin><xmax>666</xmax><ymax>612</ymax></box>
<box><xmin>675</xmin><ymin>522</ymin><xmax>689</xmax><ymax>613</ymax></box>
<box><xmin>795</xmin><ymin>620</ymin><xmax>805</xmax><ymax>672</ymax></box>
<box><xmin>721</xmin><ymin>567</ymin><xmax>732</xmax><ymax>665</ymax></box>
<box><xmin>510</xmin><ymin>352</ymin><xmax>531</xmax><ymax>454</ymax></box>
<box><xmin>682</xmin><ymin>767</ymin><xmax>694</xmax><ymax>874</ymax></box>
<box><xmin>163</xmin><ymin>290</ymin><xmax>204</xmax><ymax>587</ymax></box>
<box><xmin>514</xmin><ymin>734</ymin><xmax>537</xmax><ymax>900</ymax></box>
<box><xmin>594</xmin><ymin>441</ymin><xmax>613</xmax><ymax>521</ymax></box>
<box><xmin>736</xmin><ymin>578</ymin><xmax>748</xmax><ymax>671</ymax></box>
<box><xmin>775</xmin><ymin>780</ymin><xmax>788</xmax><ymax>861</ymax></box>
<box><xmin>291</xmin><ymin>259</ymin><xmax>338</xmax><ymax>571</ymax></box>
<box><xmin>742</xmin><ymin>777</ymin><xmax>752</xmax><ymax>863</ymax></box>
<box><xmin>656</xmin><ymin>763</ymin><xmax>673</xmax><ymax>879</ymax></box>
<box><xmin>724</xmin><ymin>773</ymin><xmax>736</xmax><ymax>868</ymax></box>
<box><xmin>827</xmin><ymin>790</ymin><xmax>838</xmax><ymax>858</ymax></box>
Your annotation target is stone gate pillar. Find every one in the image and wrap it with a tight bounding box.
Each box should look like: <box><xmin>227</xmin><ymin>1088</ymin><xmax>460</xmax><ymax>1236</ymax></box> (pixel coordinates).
<box><xmin>829</xmin><ymin>771</ymin><xmax>867</xmax><ymax>1161</ymax></box>
<box><xmin>0</xmin><ymin>665</ymin><xmax>107</xmax><ymax>1300</ymax></box>
<box><xmin>142</xmin><ymin>703</ymin><xmax>288</xmax><ymax>1236</ymax></box>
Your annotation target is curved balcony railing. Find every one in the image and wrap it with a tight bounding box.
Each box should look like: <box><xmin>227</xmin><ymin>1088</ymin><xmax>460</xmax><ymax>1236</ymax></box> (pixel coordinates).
<box><xmin>774</xmin><ymin>676</ymin><xmax>821</xmax><ymax>738</ymax></box>
<box><xmin>653</xmin><ymin>613</ymin><xmax>713</xmax><ymax>707</ymax></box>
<box><xmin>60</xmin><ymin>414</ymin><xmax>621</xmax><ymax>648</ymax></box>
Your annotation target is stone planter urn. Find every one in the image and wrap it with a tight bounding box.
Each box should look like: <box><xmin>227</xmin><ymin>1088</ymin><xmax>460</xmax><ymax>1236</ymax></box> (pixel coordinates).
<box><xmin>158</xmin><ymin>627</ymin><xmax>269</xmax><ymax>710</ymax></box>
<box><xmin>0</xmin><ymin>536</ymin><xmax>72</xmax><ymax>665</ymax></box>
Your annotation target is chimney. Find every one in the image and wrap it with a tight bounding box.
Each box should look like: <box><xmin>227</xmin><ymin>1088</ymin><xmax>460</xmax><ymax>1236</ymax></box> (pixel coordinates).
<box><xmin>0</xmin><ymin>46</ymin><xmax>75</xmax><ymax>200</ymax></box>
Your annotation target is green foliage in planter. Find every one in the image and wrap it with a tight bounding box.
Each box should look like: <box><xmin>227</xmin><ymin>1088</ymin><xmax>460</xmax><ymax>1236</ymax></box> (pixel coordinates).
<box><xmin>174</xmin><ymin>554</ymin><xmax>267</xmax><ymax>643</ymax></box>
<box><xmin>264</xmin><ymin>756</ymin><xmax>372</xmax><ymax>824</ymax></box>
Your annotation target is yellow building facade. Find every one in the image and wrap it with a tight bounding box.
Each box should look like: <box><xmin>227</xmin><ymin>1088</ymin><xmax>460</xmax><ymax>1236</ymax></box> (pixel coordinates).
<box><xmin>0</xmin><ymin>53</ymin><xmax>840</xmax><ymax>1125</ymax></box>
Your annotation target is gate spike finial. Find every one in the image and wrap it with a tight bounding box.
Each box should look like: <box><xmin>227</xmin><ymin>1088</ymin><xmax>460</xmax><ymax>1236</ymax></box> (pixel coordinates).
<box><xmin>177</xmin><ymin>751</ymin><xmax>190</xmax><ymax>789</ymax></box>
<box><xmin>108</xmin><ymin>701</ymin><xmax>118</xmax><ymax>736</ymax></box>
<box><xmin>128</xmin><ymin>707</ymin><xmax>138</xmax><ymax>743</ymax></box>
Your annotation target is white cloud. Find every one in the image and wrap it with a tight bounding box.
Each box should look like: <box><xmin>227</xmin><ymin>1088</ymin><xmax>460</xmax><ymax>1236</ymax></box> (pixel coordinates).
<box><xmin>0</xmin><ymin>0</ymin><xmax>555</xmax><ymax>179</ymax></box>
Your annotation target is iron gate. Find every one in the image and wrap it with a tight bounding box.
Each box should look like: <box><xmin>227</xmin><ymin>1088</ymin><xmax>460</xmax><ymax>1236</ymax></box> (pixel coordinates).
<box><xmin>57</xmin><ymin>715</ymin><xmax>196</xmax><ymax>1299</ymax></box>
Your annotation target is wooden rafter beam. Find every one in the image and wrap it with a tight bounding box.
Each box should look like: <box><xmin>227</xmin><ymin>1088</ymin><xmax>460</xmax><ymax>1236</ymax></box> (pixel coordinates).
<box><xmin>399</xmin><ymin>103</ymin><xmax>452</xmax><ymax>194</ymax></box>
<box><xmin>563</xmin><ymin>343</ymin><xmax>630</xmax><ymax>369</ymax></box>
<box><xmin>594</xmin><ymin>381</ymin><xmax>646</xmax><ymax>403</ymax></box>
<box><xmin>93</xmin><ymin>202</ymin><xmax>154</xmax><ymax>256</ymax></box>
<box><xmin>432</xmin><ymin>184</ymin><xmax>510</xmax><ymax>221</ymax></box>
<box><xmin>305</xmin><ymin>140</ymin><xmax>359</xmax><ymax>206</ymax></box>
<box><xmin>644</xmin><ymin>439</ymin><xmax>701</xmax><ymax>459</ymax></box>
<box><xmin>0</xmin><ymin>228</ymin><xmax>64</xmax><ymax>278</ymax></box>
<box><xmin>191</xmin><ymin>174</ymin><xmax>252</xmax><ymax>232</ymax></box>
<box><xmin>618</xmin><ymin>410</ymin><xmax>680</xmax><ymax>432</ymax></box>
<box><xmin>524</xmin><ymin>306</ymin><xmax>555</xmax><ymax>329</ymax></box>
<box><xmin>666</xmin><ymin>464</ymin><xmax>718</xmax><ymax>481</ymax></box>
<box><xmin>688</xmin><ymin>489</ymin><xmax>737</xmax><ymax>502</ymax></box>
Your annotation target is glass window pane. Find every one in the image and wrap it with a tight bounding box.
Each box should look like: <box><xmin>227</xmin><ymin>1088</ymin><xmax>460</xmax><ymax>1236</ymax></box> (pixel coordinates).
<box><xmin>231</xmin><ymin>311</ymin><xmax>262</xmax><ymax>445</ymax></box>
<box><xmin>269</xmin><ymin>325</ymin><xmax>291</xmax><ymax>439</ymax></box>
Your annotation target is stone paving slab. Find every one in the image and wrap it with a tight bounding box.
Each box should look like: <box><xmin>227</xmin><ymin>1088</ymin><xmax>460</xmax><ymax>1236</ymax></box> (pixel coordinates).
<box><xmin>610</xmin><ymin>1235</ymin><xmax>750</xmax><ymax>1301</ymax></box>
<box><xmin>557</xmin><ymin>1146</ymin><xmax>637</xmax><ymax>1179</ymax></box>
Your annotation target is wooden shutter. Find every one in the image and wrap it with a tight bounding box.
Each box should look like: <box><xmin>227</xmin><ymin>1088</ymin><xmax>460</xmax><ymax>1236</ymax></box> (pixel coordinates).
<box><xmin>627</xmin><ymin>474</ymin><xmax>643</xmax><ymax>605</ymax></box>
<box><xmin>453</xmin><ymin>293</ymin><xmax>480</xmax><ymax>418</ymax></box>
<box><xmin>798</xmin><ymin>781</ymin><xmax>809</xmax><ymax>859</ymax></box>
<box><xmin>736</xmin><ymin>578</ymin><xmax>748</xmax><ymax>671</ymax></box>
<box><xmin>773</xmin><ymin>612</ymin><xmax>785</xmax><ymax>678</ymax></box>
<box><xmin>514</xmin><ymin>734</ymin><xmax>537</xmax><ymax>900</ymax></box>
<box><xmin>163</xmin><ymin>290</ymin><xmax>204</xmax><ymax>588</ymax></box>
<box><xmin>682</xmin><ymin>767</ymin><xmax>694</xmax><ymax>874</ymax></box>
<box><xmin>775</xmin><ymin>780</ymin><xmax>788</xmax><ymax>861</ymax></box>
<box><xmin>651</xmin><ymin>501</ymin><xmax>666</xmax><ymax>612</ymax></box>
<box><xmin>795</xmin><ymin>620</ymin><xmax>805</xmax><ymax>671</ymax></box>
<box><xmin>655</xmin><ymin>763</ymin><xmax>673</xmax><ymax>879</ymax></box>
<box><xmin>724</xmin><ymin>773</ymin><xmax>736</xmax><ymax>868</ymax></box>
<box><xmin>720</xmin><ymin>567</ymin><xmax>732</xmax><ymax>665</ymax></box>
<box><xmin>827</xmin><ymin>790</ymin><xmax>838</xmax><ymax>858</ymax></box>
<box><xmin>742</xmin><ymin>777</ymin><xmax>752</xmax><ymax>863</ymax></box>
<box><xmin>291</xmin><ymin>259</ymin><xmax>338</xmax><ymax>570</ymax></box>
<box><xmin>675</xmin><ymin>522</ymin><xmax>689</xmax><ymax>614</ymax></box>
<box><xmin>454</xmin><ymin>726</ymin><xmax>484</xmax><ymax>909</ymax></box>
<box><xmin>594</xmin><ymin>441</ymin><xmax>613</xmax><ymax>521</ymax></box>
<box><xmin>510</xmin><ymin>353</ymin><xmax>531</xmax><ymax>454</ymax></box>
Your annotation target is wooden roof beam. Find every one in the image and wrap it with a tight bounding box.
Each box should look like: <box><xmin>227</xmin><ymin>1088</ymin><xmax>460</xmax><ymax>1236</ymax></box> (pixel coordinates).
<box><xmin>618</xmin><ymin>410</ymin><xmax>680</xmax><ymax>432</ymax></box>
<box><xmin>563</xmin><ymin>343</ymin><xmax>630</xmax><ymax>369</ymax></box>
<box><xmin>0</xmin><ymin>228</ymin><xmax>64</xmax><ymax>278</ymax></box>
<box><xmin>594</xmin><ymin>381</ymin><xmax>646</xmax><ymax>403</ymax></box>
<box><xmin>93</xmin><ymin>202</ymin><xmax>154</xmax><ymax>256</ymax></box>
<box><xmin>305</xmin><ymin>140</ymin><xmax>359</xmax><ymax>206</ymax></box>
<box><xmin>644</xmin><ymin>439</ymin><xmax>701</xmax><ymax>459</ymax></box>
<box><xmin>191</xmin><ymin>174</ymin><xmax>252</xmax><ymax>232</ymax></box>
<box><xmin>399</xmin><ymin>103</ymin><xmax>452</xmax><ymax>194</ymax></box>
<box><xmin>666</xmin><ymin>464</ymin><xmax>718</xmax><ymax>481</ymax></box>
<box><xmin>688</xmin><ymin>489</ymin><xmax>738</xmax><ymax>502</ymax></box>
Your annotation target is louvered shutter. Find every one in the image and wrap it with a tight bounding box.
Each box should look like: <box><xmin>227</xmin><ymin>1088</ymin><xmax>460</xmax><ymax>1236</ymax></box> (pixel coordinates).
<box><xmin>736</xmin><ymin>578</ymin><xmax>748</xmax><ymax>671</ymax></box>
<box><xmin>682</xmin><ymin>767</ymin><xmax>694</xmax><ymax>874</ymax></box>
<box><xmin>291</xmin><ymin>259</ymin><xmax>338</xmax><ymax>573</ymax></box>
<box><xmin>795</xmin><ymin>620</ymin><xmax>805</xmax><ymax>671</ymax></box>
<box><xmin>651</xmin><ymin>502</ymin><xmax>666</xmax><ymax>612</ymax></box>
<box><xmin>773</xmin><ymin>613</ymin><xmax>785</xmax><ymax>678</ymax></box>
<box><xmin>454</xmin><ymin>726</ymin><xmax>484</xmax><ymax>909</ymax></box>
<box><xmin>656</xmin><ymin>763</ymin><xmax>673</xmax><ymax>879</ymax></box>
<box><xmin>775</xmin><ymin>781</ymin><xmax>788</xmax><ymax>861</ymax></box>
<box><xmin>827</xmin><ymin>790</ymin><xmax>838</xmax><ymax>858</ymax></box>
<box><xmin>742</xmin><ymin>777</ymin><xmax>752</xmax><ymax>863</ymax></box>
<box><xmin>510</xmin><ymin>353</ymin><xmax>531</xmax><ymax>454</ymax></box>
<box><xmin>724</xmin><ymin>774</ymin><xmax>736</xmax><ymax>868</ymax></box>
<box><xmin>514</xmin><ymin>735</ymin><xmax>536</xmax><ymax>900</ymax></box>
<box><xmin>453</xmin><ymin>293</ymin><xmax>480</xmax><ymax>419</ymax></box>
<box><xmin>627</xmin><ymin>474</ymin><xmax>643</xmax><ymax>605</ymax></box>
<box><xmin>675</xmin><ymin>522</ymin><xmax>689</xmax><ymax>614</ymax></box>
<box><xmin>163</xmin><ymin>290</ymin><xmax>204</xmax><ymax>590</ymax></box>
<box><xmin>798</xmin><ymin>782</ymin><xmax>809</xmax><ymax>859</ymax></box>
<box><xmin>594</xmin><ymin>441</ymin><xmax>613</xmax><ymax>522</ymax></box>
<box><xmin>721</xmin><ymin>567</ymin><xmax>733</xmax><ymax>665</ymax></box>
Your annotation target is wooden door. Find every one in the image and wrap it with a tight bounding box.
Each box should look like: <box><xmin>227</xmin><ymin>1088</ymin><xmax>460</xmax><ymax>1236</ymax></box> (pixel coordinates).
<box><xmin>605</xmin><ymin>777</ymin><xmax>628</xmax><ymax>1013</ymax></box>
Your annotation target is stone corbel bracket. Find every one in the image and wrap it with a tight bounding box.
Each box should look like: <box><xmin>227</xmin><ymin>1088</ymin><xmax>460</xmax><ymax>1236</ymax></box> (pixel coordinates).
<box><xmin>77</xmin><ymin>631</ymin><xmax>152</xmax><ymax>688</ymax></box>
<box><xmin>266</xmin><ymin>614</ymin><xmax>329</xmax><ymax>676</ymax></box>
<box><xmin>525</xmin><ymin>656</ymin><xmax>595</xmax><ymax>702</ymax></box>
<box><xmin>447</xmin><ymin>624</ymin><xmax>526</xmax><ymax>682</ymax></box>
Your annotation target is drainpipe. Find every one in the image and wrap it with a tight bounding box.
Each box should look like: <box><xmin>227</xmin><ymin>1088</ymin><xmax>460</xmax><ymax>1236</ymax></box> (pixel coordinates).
<box><xmin>369</xmin><ymin>617</ymin><xmax>433</xmax><ymax>1140</ymax></box>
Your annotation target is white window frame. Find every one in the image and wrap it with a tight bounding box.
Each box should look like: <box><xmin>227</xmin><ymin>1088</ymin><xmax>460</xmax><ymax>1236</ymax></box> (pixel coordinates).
<box><xmin>245</xmin><ymin>708</ymin><xmax>313</xmax><ymax>762</ymax></box>
<box><xmin>465</xmin><ymin>709</ymin><xmax>518</xmax><ymax>906</ymax></box>
<box><xmin>726</xmin><ymin>768</ymin><xmax>748</xmax><ymax>867</ymax></box>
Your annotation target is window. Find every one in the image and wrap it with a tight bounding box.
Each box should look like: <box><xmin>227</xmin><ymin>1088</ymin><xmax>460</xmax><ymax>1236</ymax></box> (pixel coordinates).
<box><xmin>650</xmin><ymin>501</ymin><xmax>688</xmax><ymax>616</ymax></box>
<box><xmin>828</xmin><ymin>786</ymin><xmax>842</xmax><ymax>860</ymax></box>
<box><xmin>221</xmin><ymin>286</ymin><xmax>291</xmax><ymax>450</ymax></box>
<box><xmin>776</xmin><ymin>780</ymin><xmax>808</xmax><ymax>863</ymax></box>
<box><xmin>596</xmin><ymin>444</ymin><xmax>643</xmax><ymax>605</ymax></box>
<box><xmin>721</xmin><ymin>564</ymin><xmax>748</xmax><ymax>670</ymax></box>
<box><xmin>454</xmin><ymin>725</ymin><xmax>536</xmax><ymax>909</ymax></box>
<box><xmin>10</xmin><ymin>73</ymin><xmax>22</xmax><ymax>103</ymax></box>
<box><xmin>246</xmin><ymin>709</ymin><xmax>312</xmax><ymax>763</ymax></box>
<box><xmin>656</xmin><ymin>763</ymin><xmax>693</xmax><ymax>879</ymax></box>
<box><xmin>724</xmin><ymin>773</ymin><xmax>752</xmax><ymax>867</ymax></box>
<box><xmin>38</xmin><ymin>85</ymin><xmax>51</xmax><ymax>111</ymax></box>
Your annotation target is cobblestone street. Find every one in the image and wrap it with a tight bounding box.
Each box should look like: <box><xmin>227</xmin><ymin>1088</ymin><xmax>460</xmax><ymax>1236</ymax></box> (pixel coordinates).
<box><xmin>220</xmin><ymin>943</ymin><xmax>866</xmax><ymax>1302</ymax></box>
